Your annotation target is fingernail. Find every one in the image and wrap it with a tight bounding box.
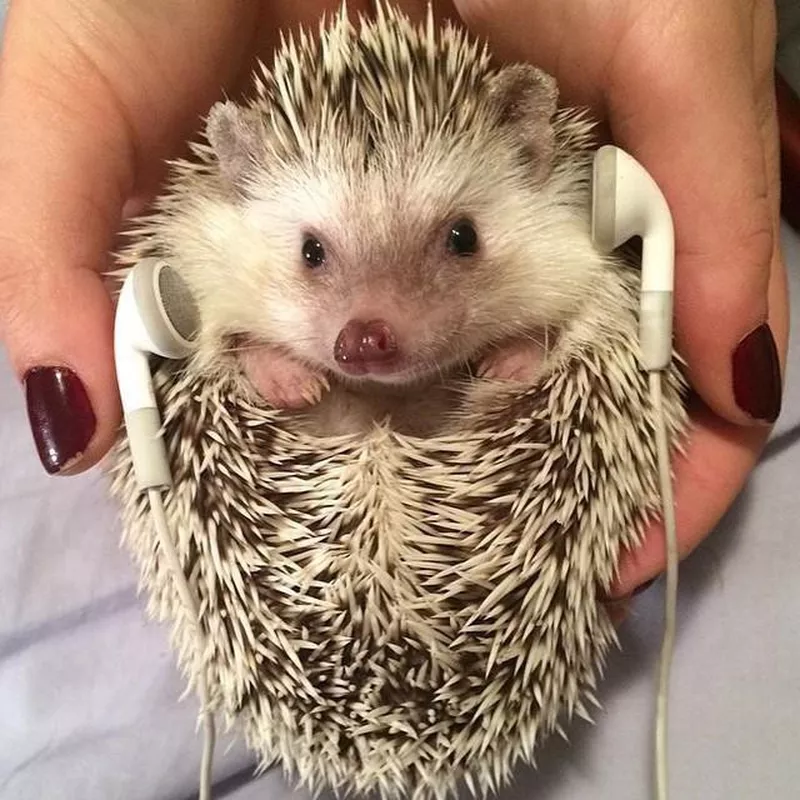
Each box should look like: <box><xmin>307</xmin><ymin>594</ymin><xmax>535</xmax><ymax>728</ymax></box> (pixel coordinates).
<box><xmin>24</xmin><ymin>366</ymin><xmax>96</xmax><ymax>474</ymax></box>
<box><xmin>732</xmin><ymin>323</ymin><xmax>782</xmax><ymax>423</ymax></box>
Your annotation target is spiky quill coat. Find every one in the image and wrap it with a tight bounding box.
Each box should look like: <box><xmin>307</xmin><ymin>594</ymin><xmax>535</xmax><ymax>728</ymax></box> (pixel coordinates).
<box><xmin>108</xmin><ymin>4</ymin><xmax>688</xmax><ymax>799</ymax></box>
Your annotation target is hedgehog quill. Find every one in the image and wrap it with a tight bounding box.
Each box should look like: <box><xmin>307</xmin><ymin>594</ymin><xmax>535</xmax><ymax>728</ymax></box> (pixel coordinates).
<box><xmin>109</xmin><ymin>4</ymin><xmax>689</xmax><ymax>799</ymax></box>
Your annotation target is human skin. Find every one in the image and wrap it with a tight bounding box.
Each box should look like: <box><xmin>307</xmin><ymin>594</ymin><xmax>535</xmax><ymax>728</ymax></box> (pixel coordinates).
<box><xmin>441</xmin><ymin>0</ymin><xmax>789</xmax><ymax>601</ymax></box>
<box><xmin>0</xmin><ymin>0</ymin><xmax>788</xmax><ymax>601</ymax></box>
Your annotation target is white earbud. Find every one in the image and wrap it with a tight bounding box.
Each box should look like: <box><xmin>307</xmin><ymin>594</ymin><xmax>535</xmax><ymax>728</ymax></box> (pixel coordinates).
<box><xmin>591</xmin><ymin>144</ymin><xmax>675</xmax><ymax>371</ymax></box>
<box><xmin>593</xmin><ymin>145</ymin><xmax>679</xmax><ymax>800</ymax></box>
<box><xmin>114</xmin><ymin>260</ymin><xmax>215</xmax><ymax>798</ymax></box>
<box><xmin>114</xmin><ymin>258</ymin><xmax>200</xmax><ymax>490</ymax></box>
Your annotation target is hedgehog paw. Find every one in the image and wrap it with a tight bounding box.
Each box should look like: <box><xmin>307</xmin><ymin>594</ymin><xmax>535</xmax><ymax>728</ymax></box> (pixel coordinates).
<box><xmin>478</xmin><ymin>339</ymin><xmax>546</xmax><ymax>384</ymax></box>
<box><xmin>240</xmin><ymin>346</ymin><xmax>329</xmax><ymax>410</ymax></box>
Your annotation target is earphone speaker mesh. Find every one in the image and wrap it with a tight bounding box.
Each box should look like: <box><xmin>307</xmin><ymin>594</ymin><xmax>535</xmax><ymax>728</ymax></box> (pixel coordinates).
<box><xmin>158</xmin><ymin>266</ymin><xmax>200</xmax><ymax>342</ymax></box>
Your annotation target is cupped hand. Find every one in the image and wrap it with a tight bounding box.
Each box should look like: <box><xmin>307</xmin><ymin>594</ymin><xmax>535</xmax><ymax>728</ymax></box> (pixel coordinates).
<box><xmin>435</xmin><ymin>0</ymin><xmax>789</xmax><ymax>597</ymax></box>
<box><xmin>0</xmin><ymin>0</ymin><xmax>372</xmax><ymax>475</ymax></box>
<box><xmin>1</xmin><ymin>0</ymin><xmax>788</xmax><ymax>601</ymax></box>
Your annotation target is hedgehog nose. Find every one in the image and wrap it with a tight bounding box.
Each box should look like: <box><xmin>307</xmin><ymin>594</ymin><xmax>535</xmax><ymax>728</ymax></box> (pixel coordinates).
<box><xmin>334</xmin><ymin>319</ymin><xmax>398</xmax><ymax>370</ymax></box>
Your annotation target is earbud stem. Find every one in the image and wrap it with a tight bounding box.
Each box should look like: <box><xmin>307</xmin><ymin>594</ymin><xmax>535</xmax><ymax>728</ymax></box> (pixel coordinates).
<box><xmin>640</xmin><ymin>290</ymin><xmax>673</xmax><ymax>372</ymax></box>
<box><xmin>591</xmin><ymin>145</ymin><xmax>675</xmax><ymax>373</ymax></box>
<box><xmin>124</xmin><ymin>407</ymin><xmax>173</xmax><ymax>491</ymax></box>
<box><xmin>114</xmin><ymin>271</ymin><xmax>173</xmax><ymax>491</ymax></box>
<box><xmin>116</xmin><ymin>343</ymin><xmax>172</xmax><ymax>490</ymax></box>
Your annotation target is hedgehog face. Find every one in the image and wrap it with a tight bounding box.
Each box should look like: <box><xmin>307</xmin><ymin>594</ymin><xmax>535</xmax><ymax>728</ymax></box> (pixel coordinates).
<box><xmin>160</xmin><ymin>11</ymin><xmax>603</xmax><ymax>390</ymax></box>
<box><xmin>184</xmin><ymin>128</ymin><xmax>593</xmax><ymax>389</ymax></box>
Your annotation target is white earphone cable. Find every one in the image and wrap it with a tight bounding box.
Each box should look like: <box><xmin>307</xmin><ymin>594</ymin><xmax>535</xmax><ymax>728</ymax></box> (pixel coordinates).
<box><xmin>148</xmin><ymin>488</ymin><xmax>216</xmax><ymax>800</ymax></box>
<box><xmin>649</xmin><ymin>370</ymin><xmax>678</xmax><ymax>800</ymax></box>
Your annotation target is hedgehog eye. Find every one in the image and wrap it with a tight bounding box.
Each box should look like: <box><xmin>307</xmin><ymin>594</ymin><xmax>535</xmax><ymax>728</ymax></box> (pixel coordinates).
<box><xmin>447</xmin><ymin>219</ymin><xmax>478</xmax><ymax>256</ymax></box>
<box><xmin>302</xmin><ymin>236</ymin><xmax>326</xmax><ymax>268</ymax></box>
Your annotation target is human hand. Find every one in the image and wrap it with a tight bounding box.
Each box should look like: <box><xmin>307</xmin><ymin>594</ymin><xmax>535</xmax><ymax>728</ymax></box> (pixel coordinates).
<box><xmin>2</xmin><ymin>0</ymin><xmax>787</xmax><ymax>602</ymax></box>
<box><xmin>0</xmin><ymin>0</ymin><xmax>375</xmax><ymax>476</ymax></box>
<box><xmin>423</xmin><ymin>0</ymin><xmax>790</xmax><ymax>598</ymax></box>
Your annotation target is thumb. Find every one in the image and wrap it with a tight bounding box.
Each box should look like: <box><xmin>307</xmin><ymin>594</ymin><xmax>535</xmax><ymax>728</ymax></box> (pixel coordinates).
<box><xmin>0</xmin><ymin>9</ymin><xmax>134</xmax><ymax>474</ymax></box>
<box><xmin>455</xmin><ymin>0</ymin><xmax>784</xmax><ymax>426</ymax></box>
<box><xmin>605</xmin><ymin>10</ymin><xmax>783</xmax><ymax>426</ymax></box>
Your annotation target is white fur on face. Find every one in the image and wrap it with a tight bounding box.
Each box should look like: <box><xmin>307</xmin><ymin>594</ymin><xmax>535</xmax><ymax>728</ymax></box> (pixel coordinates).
<box><xmin>163</xmin><ymin>112</ymin><xmax>606</xmax><ymax>387</ymax></box>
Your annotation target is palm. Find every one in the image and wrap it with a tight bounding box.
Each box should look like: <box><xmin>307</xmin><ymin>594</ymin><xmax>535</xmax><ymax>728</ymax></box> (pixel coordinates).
<box><xmin>66</xmin><ymin>1</ymin><xmax>385</xmax><ymax>218</ymax></box>
<box><xmin>69</xmin><ymin>2</ymin><xmax>275</xmax><ymax>216</ymax></box>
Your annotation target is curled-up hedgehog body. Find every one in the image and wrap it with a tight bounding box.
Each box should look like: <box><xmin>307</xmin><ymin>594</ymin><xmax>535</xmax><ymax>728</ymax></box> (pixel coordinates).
<box><xmin>109</xmin><ymin>4</ymin><xmax>689</xmax><ymax>799</ymax></box>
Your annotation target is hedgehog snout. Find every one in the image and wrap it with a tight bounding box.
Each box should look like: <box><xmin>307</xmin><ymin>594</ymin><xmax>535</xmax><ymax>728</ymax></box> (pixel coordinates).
<box><xmin>334</xmin><ymin>319</ymin><xmax>399</xmax><ymax>375</ymax></box>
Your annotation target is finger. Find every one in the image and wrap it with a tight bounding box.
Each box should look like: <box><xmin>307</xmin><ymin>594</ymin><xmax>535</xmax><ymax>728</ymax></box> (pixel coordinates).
<box><xmin>612</xmin><ymin>17</ymin><xmax>791</xmax><ymax>594</ymax></box>
<box><xmin>0</xmin><ymin>0</ymin><xmax>265</xmax><ymax>476</ymax></box>
<box><xmin>0</xmin><ymin>5</ymin><xmax>136</xmax><ymax>475</ymax></box>
<box><xmin>611</xmin><ymin>207</ymin><xmax>787</xmax><ymax>594</ymax></box>
<box><xmin>610</xmin><ymin>401</ymin><xmax>769</xmax><ymax>597</ymax></box>
<box><xmin>455</xmin><ymin>0</ymin><xmax>783</xmax><ymax>427</ymax></box>
<box><xmin>607</xmin><ymin>9</ymin><xmax>783</xmax><ymax>427</ymax></box>
<box><xmin>610</xmin><ymin>189</ymin><xmax>788</xmax><ymax>595</ymax></box>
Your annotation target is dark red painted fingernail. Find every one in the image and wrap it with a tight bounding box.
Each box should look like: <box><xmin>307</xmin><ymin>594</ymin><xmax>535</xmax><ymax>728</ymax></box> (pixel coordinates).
<box><xmin>24</xmin><ymin>366</ymin><xmax>96</xmax><ymax>474</ymax></box>
<box><xmin>732</xmin><ymin>324</ymin><xmax>782</xmax><ymax>424</ymax></box>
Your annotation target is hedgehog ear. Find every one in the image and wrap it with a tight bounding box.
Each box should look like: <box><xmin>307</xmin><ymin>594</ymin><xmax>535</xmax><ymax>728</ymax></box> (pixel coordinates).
<box><xmin>487</xmin><ymin>65</ymin><xmax>559</xmax><ymax>182</ymax></box>
<box><xmin>205</xmin><ymin>100</ymin><xmax>264</xmax><ymax>190</ymax></box>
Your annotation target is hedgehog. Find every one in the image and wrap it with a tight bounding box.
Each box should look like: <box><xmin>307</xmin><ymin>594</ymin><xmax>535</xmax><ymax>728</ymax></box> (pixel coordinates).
<box><xmin>107</xmin><ymin>3</ymin><xmax>689</xmax><ymax>799</ymax></box>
